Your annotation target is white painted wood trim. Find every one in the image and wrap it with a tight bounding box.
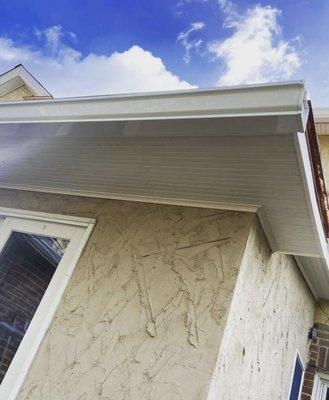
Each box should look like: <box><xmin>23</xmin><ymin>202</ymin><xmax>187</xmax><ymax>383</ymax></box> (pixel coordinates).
<box><xmin>0</xmin><ymin>211</ymin><xmax>94</xmax><ymax>400</ymax></box>
<box><xmin>293</xmin><ymin>132</ymin><xmax>328</xmax><ymax>261</ymax></box>
<box><xmin>16</xmin><ymin>65</ymin><xmax>51</xmax><ymax>97</ymax></box>
<box><xmin>257</xmin><ymin>207</ymin><xmax>279</xmax><ymax>253</ymax></box>
<box><xmin>312</xmin><ymin>373</ymin><xmax>329</xmax><ymax>399</ymax></box>
<box><xmin>293</xmin><ymin>256</ymin><xmax>319</xmax><ymax>300</ymax></box>
<box><xmin>287</xmin><ymin>351</ymin><xmax>305</xmax><ymax>400</ymax></box>
<box><xmin>0</xmin><ymin>206</ymin><xmax>95</xmax><ymax>227</ymax></box>
<box><xmin>292</xmin><ymin>132</ymin><xmax>329</xmax><ymax>298</ymax></box>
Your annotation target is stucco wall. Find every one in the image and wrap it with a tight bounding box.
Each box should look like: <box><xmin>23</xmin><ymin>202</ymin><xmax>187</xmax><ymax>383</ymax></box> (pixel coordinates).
<box><xmin>314</xmin><ymin>299</ymin><xmax>329</xmax><ymax>324</ymax></box>
<box><xmin>0</xmin><ymin>189</ymin><xmax>253</xmax><ymax>400</ymax></box>
<box><xmin>0</xmin><ymin>84</ymin><xmax>33</xmax><ymax>101</ymax></box>
<box><xmin>208</xmin><ymin>219</ymin><xmax>315</xmax><ymax>400</ymax></box>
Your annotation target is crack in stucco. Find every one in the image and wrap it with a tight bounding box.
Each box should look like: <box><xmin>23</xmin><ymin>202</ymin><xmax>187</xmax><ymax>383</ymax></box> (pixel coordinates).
<box><xmin>0</xmin><ymin>191</ymin><xmax>254</xmax><ymax>400</ymax></box>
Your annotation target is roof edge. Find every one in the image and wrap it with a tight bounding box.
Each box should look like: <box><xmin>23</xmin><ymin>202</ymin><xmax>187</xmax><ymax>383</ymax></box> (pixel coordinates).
<box><xmin>0</xmin><ymin>64</ymin><xmax>52</xmax><ymax>98</ymax></box>
<box><xmin>0</xmin><ymin>81</ymin><xmax>307</xmax><ymax>125</ymax></box>
<box><xmin>0</xmin><ymin>79</ymin><xmax>305</xmax><ymax>104</ymax></box>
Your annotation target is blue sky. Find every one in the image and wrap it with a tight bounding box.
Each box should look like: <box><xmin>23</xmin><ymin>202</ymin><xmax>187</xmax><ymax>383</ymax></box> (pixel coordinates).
<box><xmin>0</xmin><ymin>0</ymin><xmax>328</xmax><ymax>105</ymax></box>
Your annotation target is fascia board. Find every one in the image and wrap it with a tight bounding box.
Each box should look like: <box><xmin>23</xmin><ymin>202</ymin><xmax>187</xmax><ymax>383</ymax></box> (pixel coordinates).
<box><xmin>293</xmin><ymin>132</ymin><xmax>329</xmax><ymax>261</ymax></box>
<box><xmin>293</xmin><ymin>131</ymin><xmax>329</xmax><ymax>299</ymax></box>
<box><xmin>16</xmin><ymin>65</ymin><xmax>51</xmax><ymax>97</ymax></box>
<box><xmin>0</xmin><ymin>114</ymin><xmax>305</xmax><ymax>138</ymax></box>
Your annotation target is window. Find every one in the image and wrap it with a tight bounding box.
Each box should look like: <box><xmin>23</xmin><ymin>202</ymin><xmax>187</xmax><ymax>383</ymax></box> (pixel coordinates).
<box><xmin>289</xmin><ymin>353</ymin><xmax>304</xmax><ymax>400</ymax></box>
<box><xmin>313</xmin><ymin>374</ymin><xmax>329</xmax><ymax>400</ymax></box>
<box><xmin>0</xmin><ymin>232</ymin><xmax>69</xmax><ymax>383</ymax></box>
<box><xmin>0</xmin><ymin>209</ymin><xmax>94</xmax><ymax>400</ymax></box>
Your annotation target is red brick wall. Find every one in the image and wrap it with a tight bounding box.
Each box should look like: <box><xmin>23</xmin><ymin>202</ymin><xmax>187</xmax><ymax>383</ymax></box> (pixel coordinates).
<box><xmin>300</xmin><ymin>323</ymin><xmax>329</xmax><ymax>399</ymax></box>
<box><xmin>0</xmin><ymin>234</ymin><xmax>55</xmax><ymax>383</ymax></box>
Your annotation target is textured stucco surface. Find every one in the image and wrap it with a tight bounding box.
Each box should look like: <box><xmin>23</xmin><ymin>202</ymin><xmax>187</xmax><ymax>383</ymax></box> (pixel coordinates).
<box><xmin>0</xmin><ymin>84</ymin><xmax>33</xmax><ymax>101</ymax></box>
<box><xmin>314</xmin><ymin>299</ymin><xmax>329</xmax><ymax>324</ymax></box>
<box><xmin>208</xmin><ymin>219</ymin><xmax>315</xmax><ymax>400</ymax></box>
<box><xmin>0</xmin><ymin>189</ymin><xmax>253</xmax><ymax>400</ymax></box>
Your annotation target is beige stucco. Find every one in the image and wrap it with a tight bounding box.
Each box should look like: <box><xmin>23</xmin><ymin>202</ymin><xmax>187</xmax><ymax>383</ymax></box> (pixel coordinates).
<box><xmin>0</xmin><ymin>188</ymin><xmax>317</xmax><ymax>399</ymax></box>
<box><xmin>314</xmin><ymin>299</ymin><xmax>329</xmax><ymax>324</ymax></box>
<box><xmin>208</xmin><ymin>219</ymin><xmax>315</xmax><ymax>400</ymax></box>
<box><xmin>0</xmin><ymin>84</ymin><xmax>33</xmax><ymax>101</ymax></box>
<box><xmin>0</xmin><ymin>189</ymin><xmax>254</xmax><ymax>400</ymax></box>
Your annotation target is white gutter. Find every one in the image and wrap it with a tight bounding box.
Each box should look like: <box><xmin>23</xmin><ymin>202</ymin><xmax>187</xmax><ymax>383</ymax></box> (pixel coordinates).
<box><xmin>0</xmin><ymin>80</ymin><xmax>307</xmax><ymax>125</ymax></box>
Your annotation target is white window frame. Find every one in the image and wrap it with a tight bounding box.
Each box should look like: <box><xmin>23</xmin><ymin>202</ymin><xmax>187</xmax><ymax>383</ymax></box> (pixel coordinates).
<box><xmin>288</xmin><ymin>351</ymin><xmax>305</xmax><ymax>400</ymax></box>
<box><xmin>312</xmin><ymin>373</ymin><xmax>329</xmax><ymax>400</ymax></box>
<box><xmin>0</xmin><ymin>207</ymin><xmax>95</xmax><ymax>400</ymax></box>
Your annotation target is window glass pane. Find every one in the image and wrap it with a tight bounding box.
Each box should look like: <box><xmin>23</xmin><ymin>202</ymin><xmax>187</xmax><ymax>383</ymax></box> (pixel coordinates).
<box><xmin>0</xmin><ymin>232</ymin><xmax>69</xmax><ymax>384</ymax></box>
<box><xmin>289</xmin><ymin>355</ymin><xmax>303</xmax><ymax>400</ymax></box>
<box><xmin>326</xmin><ymin>387</ymin><xmax>329</xmax><ymax>400</ymax></box>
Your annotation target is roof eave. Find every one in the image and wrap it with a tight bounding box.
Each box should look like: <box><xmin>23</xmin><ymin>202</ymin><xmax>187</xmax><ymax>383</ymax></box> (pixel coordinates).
<box><xmin>0</xmin><ymin>80</ymin><xmax>307</xmax><ymax>126</ymax></box>
<box><xmin>0</xmin><ymin>65</ymin><xmax>52</xmax><ymax>98</ymax></box>
<box><xmin>1</xmin><ymin>82</ymin><xmax>329</xmax><ymax>299</ymax></box>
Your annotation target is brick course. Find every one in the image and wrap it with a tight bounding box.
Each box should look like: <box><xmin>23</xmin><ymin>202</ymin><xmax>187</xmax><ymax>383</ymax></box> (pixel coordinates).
<box><xmin>0</xmin><ymin>233</ymin><xmax>56</xmax><ymax>383</ymax></box>
<box><xmin>301</xmin><ymin>323</ymin><xmax>329</xmax><ymax>398</ymax></box>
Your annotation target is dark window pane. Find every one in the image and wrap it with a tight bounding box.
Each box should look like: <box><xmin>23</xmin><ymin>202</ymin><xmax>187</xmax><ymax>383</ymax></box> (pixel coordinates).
<box><xmin>326</xmin><ymin>387</ymin><xmax>329</xmax><ymax>400</ymax></box>
<box><xmin>0</xmin><ymin>232</ymin><xmax>69</xmax><ymax>384</ymax></box>
<box><xmin>289</xmin><ymin>355</ymin><xmax>303</xmax><ymax>400</ymax></box>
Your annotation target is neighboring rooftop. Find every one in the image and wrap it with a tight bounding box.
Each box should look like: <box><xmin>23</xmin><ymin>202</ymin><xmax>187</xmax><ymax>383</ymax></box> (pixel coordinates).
<box><xmin>0</xmin><ymin>64</ymin><xmax>52</xmax><ymax>101</ymax></box>
<box><xmin>314</xmin><ymin>108</ymin><xmax>329</xmax><ymax>135</ymax></box>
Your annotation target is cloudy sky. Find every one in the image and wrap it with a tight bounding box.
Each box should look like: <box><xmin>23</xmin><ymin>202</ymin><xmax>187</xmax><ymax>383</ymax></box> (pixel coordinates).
<box><xmin>0</xmin><ymin>0</ymin><xmax>328</xmax><ymax>105</ymax></box>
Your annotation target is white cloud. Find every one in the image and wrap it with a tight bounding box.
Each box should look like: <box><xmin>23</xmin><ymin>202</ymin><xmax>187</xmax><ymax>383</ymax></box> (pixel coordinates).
<box><xmin>33</xmin><ymin>25</ymin><xmax>77</xmax><ymax>54</ymax></box>
<box><xmin>176</xmin><ymin>0</ymin><xmax>208</xmax><ymax>7</ymax></box>
<box><xmin>217</xmin><ymin>0</ymin><xmax>239</xmax><ymax>27</ymax></box>
<box><xmin>209</xmin><ymin>4</ymin><xmax>302</xmax><ymax>85</ymax></box>
<box><xmin>0</xmin><ymin>26</ymin><xmax>195</xmax><ymax>97</ymax></box>
<box><xmin>177</xmin><ymin>21</ymin><xmax>205</xmax><ymax>63</ymax></box>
